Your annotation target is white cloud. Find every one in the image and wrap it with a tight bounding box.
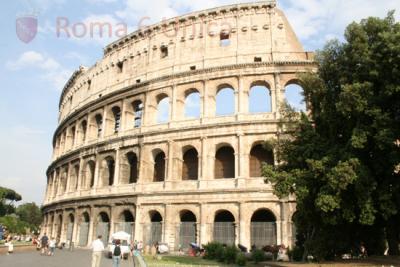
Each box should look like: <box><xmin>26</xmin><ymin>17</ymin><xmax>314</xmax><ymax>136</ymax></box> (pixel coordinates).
<box><xmin>6</xmin><ymin>51</ymin><xmax>72</xmax><ymax>91</ymax></box>
<box><xmin>279</xmin><ymin>0</ymin><xmax>400</xmax><ymax>49</ymax></box>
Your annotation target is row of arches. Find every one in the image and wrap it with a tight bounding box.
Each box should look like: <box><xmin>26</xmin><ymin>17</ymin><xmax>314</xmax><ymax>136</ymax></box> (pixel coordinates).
<box><xmin>54</xmin><ymin>82</ymin><xmax>305</xmax><ymax>157</ymax></box>
<box><xmin>48</xmin><ymin>208</ymin><xmax>279</xmax><ymax>249</ymax></box>
<box><xmin>48</xmin><ymin>143</ymin><xmax>273</xmax><ymax>198</ymax></box>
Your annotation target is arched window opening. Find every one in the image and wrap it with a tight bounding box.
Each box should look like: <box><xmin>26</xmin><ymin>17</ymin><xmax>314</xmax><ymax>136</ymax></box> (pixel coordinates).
<box><xmin>214</xmin><ymin>210</ymin><xmax>235</xmax><ymax>245</ymax></box>
<box><xmin>153</xmin><ymin>152</ymin><xmax>166</xmax><ymax>182</ymax></box>
<box><xmin>66</xmin><ymin>214</ymin><xmax>74</xmax><ymax>242</ymax></box>
<box><xmin>157</xmin><ymin>95</ymin><xmax>170</xmax><ymax>124</ymax></box>
<box><xmin>112</xmin><ymin>106</ymin><xmax>121</xmax><ymax>133</ymax></box>
<box><xmin>116</xmin><ymin>210</ymin><xmax>135</xmax><ymax>236</ymax></box>
<box><xmin>285</xmin><ymin>83</ymin><xmax>306</xmax><ymax>112</ymax></box>
<box><xmin>147</xmin><ymin>211</ymin><xmax>162</xmax><ymax>246</ymax></box>
<box><xmin>127</xmin><ymin>152</ymin><xmax>138</xmax><ymax>184</ymax></box>
<box><xmin>182</xmin><ymin>148</ymin><xmax>198</xmax><ymax>180</ymax></box>
<box><xmin>71</xmin><ymin>126</ymin><xmax>76</xmax><ymax>147</ymax></box>
<box><xmin>81</xmin><ymin>120</ymin><xmax>87</xmax><ymax>143</ymax></box>
<box><xmin>249</xmin><ymin>83</ymin><xmax>272</xmax><ymax>113</ymax></box>
<box><xmin>179</xmin><ymin>210</ymin><xmax>197</xmax><ymax>250</ymax></box>
<box><xmin>220</xmin><ymin>31</ymin><xmax>231</xmax><ymax>46</ymax></box>
<box><xmin>97</xmin><ymin>212</ymin><xmax>110</xmax><ymax>245</ymax></box>
<box><xmin>95</xmin><ymin>114</ymin><xmax>103</xmax><ymax>137</ymax></box>
<box><xmin>185</xmin><ymin>91</ymin><xmax>201</xmax><ymax>118</ymax></box>
<box><xmin>70</xmin><ymin>165</ymin><xmax>79</xmax><ymax>191</ymax></box>
<box><xmin>216</xmin><ymin>86</ymin><xmax>235</xmax><ymax>116</ymax></box>
<box><xmin>79</xmin><ymin>212</ymin><xmax>90</xmax><ymax>246</ymax></box>
<box><xmin>132</xmin><ymin>101</ymin><xmax>143</xmax><ymax>128</ymax></box>
<box><xmin>86</xmin><ymin>161</ymin><xmax>95</xmax><ymax>189</ymax></box>
<box><xmin>106</xmin><ymin>157</ymin><xmax>115</xmax><ymax>186</ymax></box>
<box><xmin>215</xmin><ymin>146</ymin><xmax>235</xmax><ymax>179</ymax></box>
<box><xmin>250</xmin><ymin>209</ymin><xmax>277</xmax><ymax>248</ymax></box>
<box><xmin>250</xmin><ymin>144</ymin><xmax>274</xmax><ymax>177</ymax></box>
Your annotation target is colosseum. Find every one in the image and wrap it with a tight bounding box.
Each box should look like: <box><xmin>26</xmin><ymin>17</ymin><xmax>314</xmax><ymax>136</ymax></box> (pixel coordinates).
<box><xmin>41</xmin><ymin>0</ymin><xmax>316</xmax><ymax>251</ymax></box>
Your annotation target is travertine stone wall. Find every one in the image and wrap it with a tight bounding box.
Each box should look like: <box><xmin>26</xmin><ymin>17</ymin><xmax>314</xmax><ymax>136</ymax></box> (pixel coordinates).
<box><xmin>42</xmin><ymin>1</ymin><xmax>316</xmax><ymax>250</ymax></box>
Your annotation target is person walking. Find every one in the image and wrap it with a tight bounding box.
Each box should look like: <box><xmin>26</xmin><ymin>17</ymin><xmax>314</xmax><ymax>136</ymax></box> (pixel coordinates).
<box><xmin>48</xmin><ymin>237</ymin><xmax>56</xmax><ymax>256</ymax></box>
<box><xmin>40</xmin><ymin>233</ymin><xmax>49</xmax><ymax>255</ymax></box>
<box><xmin>112</xmin><ymin>239</ymin><xmax>122</xmax><ymax>267</ymax></box>
<box><xmin>5</xmin><ymin>236</ymin><xmax>13</xmax><ymax>255</ymax></box>
<box><xmin>91</xmin><ymin>235</ymin><xmax>105</xmax><ymax>267</ymax></box>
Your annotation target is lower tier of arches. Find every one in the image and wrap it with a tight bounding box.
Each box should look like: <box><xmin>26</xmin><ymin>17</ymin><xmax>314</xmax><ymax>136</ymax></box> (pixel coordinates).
<box><xmin>41</xmin><ymin>193</ymin><xmax>297</xmax><ymax>250</ymax></box>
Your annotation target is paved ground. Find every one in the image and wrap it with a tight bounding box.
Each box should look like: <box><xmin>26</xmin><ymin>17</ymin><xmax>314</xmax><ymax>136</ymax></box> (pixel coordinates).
<box><xmin>0</xmin><ymin>249</ymin><xmax>134</xmax><ymax>267</ymax></box>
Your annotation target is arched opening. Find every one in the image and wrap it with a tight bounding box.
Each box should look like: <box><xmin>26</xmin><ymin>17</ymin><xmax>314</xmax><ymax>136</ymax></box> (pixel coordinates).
<box><xmin>250</xmin><ymin>209</ymin><xmax>277</xmax><ymax>248</ymax></box>
<box><xmin>157</xmin><ymin>95</ymin><xmax>170</xmax><ymax>124</ymax></box>
<box><xmin>69</xmin><ymin>165</ymin><xmax>79</xmax><ymax>191</ymax></box>
<box><xmin>146</xmin><ymin>211</ymin><xmax>163</xmax><ymax>245</ymax></box>
<box><xmin>66</xmin><ymin>214</ymin><xmax>74</xmax><ymax>242</ymax></box>
<box><xmin>285</xmin><ymin>82</ymin><xmax>306</xmax><ymax>112</ymax></box>
<box><xmin>132</xmin><ymin>100</ymin><xmax>143</xmax><ymax>128</ymax></box>
<box><xmin>112</xmin><ymin>106</ymin><xmax>121</xmax><ymax>133</ymax></box>
<box><xmin>60</xmin><ymin>169</ymin><xmax>68</xmax><ymax>194</ymax></box>
<box><xmin>216</xmin><ymin>86</ymin><xmax>235</xmax><ymax>116</ymax></box>
<box><xmin>115</xmin><ymin>210</ymin><xmax>135</xmax><ymax>237</ymax></box>
<box><xmin>78</xmin><ymin>212</ymin><xmax>90</xmax><ymax>246</ymax></box>
<box><xmin>87</xmin><ymin>161</ymin><xmax>95</xmax><ymax>188</ymax></box>
<box><xmin>127</xmin><ymin>152</ymin><xmax>138</xmax><ymax>184</ymax></box>
<box><xmin>215</xmin><ymin>146</ymin><xmax>235</xmax><ymax>179</ymax></box>
<box><xmin>182</xmin><ymin>148</ymin><xmax>198</xmax><ymax>180</ymax></box>
<box><xmin>179</xmin><ymin>210</ymin><xmax>197</xmax><ymax>250</ymax></box>
<box><xmin>81</xmin><ymin>120</ymin><xmax>87</xmax><ymax>143</ymax></box>
<box><xmin>96</xmin><ymin>212</ymin><xmax>110</xmax><ymax>245</ymax></box>
<box><xmin>185</xmin><ymin>90</ymin><xmax>201</xmax><ymax>119</ymax></box>
<box><xmin>153</xmin><ymin>151</ymin><xmax>166</xmax><ymax>182</ymax></box>
<box><xmin>100</xmin><ymin>157</ymin><xmax>115</xmax><ymax>187</ymax></box>
<box><xmin>214</xmin><ymin>210</ymin><xmax>235</xmax><ymax>245</ymax></box>
<box><xmin>249</xmin><ymin>82</ymin><xmax>272</xmax><ymax>113</ymax></box>
<box><xmin>249</xmin><ymin>144</ymin><xmax>274</xmax><ymax>177</ymax></box>
<box><xmin>95</xmin><ymin>114</ymin><xmax>103</xmax><ymax>138</ymax></box>
<box><xmin>56</xmin><ymin>215</ymin><xmax>63</xmax><ymax>238</ymax></box>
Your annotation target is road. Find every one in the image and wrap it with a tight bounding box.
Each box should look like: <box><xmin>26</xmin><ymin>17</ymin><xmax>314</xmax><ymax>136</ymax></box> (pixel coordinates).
<box><xmin>0</xmin><ymin>249</ymin><xmax>134</xmax><ymax>267</ymax></box>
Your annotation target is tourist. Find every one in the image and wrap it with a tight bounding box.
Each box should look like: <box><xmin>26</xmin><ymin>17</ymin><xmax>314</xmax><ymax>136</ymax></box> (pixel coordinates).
<box><xmin>49</xmin><ymin>237</ymin><xmax>56</xmax><ymax>256</ymax></box>
<box><xmin>90</xmin><ymin>235</ymin><xmax>105</xmax><ymax>267</ymax></box>
<box><xmin>112</xmin><ymin>239</ymin><xmax>122</xmax><ymax>267</ymax></box>
<box><xmin>5</xmin><ymin>236</ymin><xmax>13</xmax><ymax>255</ymax></box>
<box><xmin>40</xmin><ymin>233</ymin><xmax>49</xmax><ymax>255</ymax></box>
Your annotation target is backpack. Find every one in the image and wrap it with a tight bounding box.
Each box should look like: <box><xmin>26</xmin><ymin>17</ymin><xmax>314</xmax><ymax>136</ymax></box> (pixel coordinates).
<box><xmin>113</xmin><ymin>245</ymin><xmax>121</xmax><ymax>256</ymax></box>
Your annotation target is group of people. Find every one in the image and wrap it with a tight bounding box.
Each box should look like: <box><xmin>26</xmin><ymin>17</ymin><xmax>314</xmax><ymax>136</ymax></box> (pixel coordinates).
<box><xmin>91</xmin><ymin>235</ymin><xmax>145</xmax><ymax>267</ymax></box>
<box><xmin>37</xmin><ymin>233</ymin><xmax>57</xmax><ymax>256</ymax></box>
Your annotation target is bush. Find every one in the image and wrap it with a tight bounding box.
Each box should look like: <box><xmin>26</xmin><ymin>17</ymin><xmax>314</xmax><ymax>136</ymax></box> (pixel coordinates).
<box><xmin>252</xmin><ymin>249</ymin><xmax>265</xmax><ymax>263</ymax></box>
<box><xmin>203</xmin><ymin>242</ymin><xmax>224</xmax><ymax>260</ymax></box>
<box><xmin>288</xmin><ymin>246</ymin><xmax>303</xmax><ymax>262</ymax></box>
<box><xmin>223</xmin><ymin>245</ymin><xmax>238</xmax><ymax>264</ymax></box>
<box><xmin>236</xmin><ymin>252</ymin><xmax>247</xmax><ymax>266</ymax></box>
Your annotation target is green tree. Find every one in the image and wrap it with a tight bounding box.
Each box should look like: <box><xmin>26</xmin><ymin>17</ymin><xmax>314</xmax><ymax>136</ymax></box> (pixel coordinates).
<box><xmin>0</xmin><ymin>187</ymin><xmax>22</xmax><ymax>216</ymax></box>
<box><xmin>16</xmin><ymin>202</ymin><xmax>42</xmax><ymax>231</ymax></box>
<box><xmin>264</xmin><ymin>12</ymin><xmax>400</xmax><ymax>260</ymax></box>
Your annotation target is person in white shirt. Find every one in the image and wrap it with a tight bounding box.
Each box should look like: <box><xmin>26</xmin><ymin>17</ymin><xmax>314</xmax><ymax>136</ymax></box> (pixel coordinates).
<box><xmin>91</xmin><ymin>235</ymin><xmax>105</xmax><ymax>267</ymax></box>
<box><xmin>48</xmin><ymin>237</ymin><xmax>56</xmax><ymax>256</ymax></box>
<box><xmin>5</xmin><ymin>237</ymin><xmax>13</xmax><ymax>255</ymax></box>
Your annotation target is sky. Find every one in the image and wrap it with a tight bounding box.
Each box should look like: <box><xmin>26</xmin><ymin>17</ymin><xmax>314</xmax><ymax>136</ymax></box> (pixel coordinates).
<box><xmin>0</xmin><ymin>0</ymin><xmax>399</xmax><ymax>205</ymax></box>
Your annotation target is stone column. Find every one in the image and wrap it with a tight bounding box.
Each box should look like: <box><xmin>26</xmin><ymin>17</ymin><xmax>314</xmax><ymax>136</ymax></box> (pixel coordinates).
<box><xmin>65</xmin><ymin>164</ymin><xmax>72</xmax><ymax>194</ymax></box>
<box><xmin>237</xmin><ymin>75</ymin><xmax>247</xmax><ymax>114</ymax></box>
<box><xmin>72</xmin><ymin>212</ymin><xmax>79</xmax><ymax>246</ymax></box>
<box><xmin>201</xmin><ymin>79</ymin><xmax>210</xmax><ymax>119</ymax></box>
<box><xmin>101</xmin><ymin>108</ymin><xmax>107</xmax><ymax>138</ymax></box>
<box><xmin>134</xmin><ymin>205</ymin><xmax>142</xmax><ymax>242</ymax></box>
<box><xmin>200</xmin><ymin>137</ymin><xmax>207</xmax><ymax>180</ymax></box>
<box><xmin>164</xmin><ymin>204</ymin><xmax>174</xmax><ymax>248</ymax></box>
<box><xmin>273</xmin><ymin>72</ymin><xmax>281</xmax><ymax>118</ymax></box>
<box><xmin>199</xmin><ymin>203</ymin><xmax>209</xmax><ymax>245</ymax></box>
<box><xmin>109</xmin><ymin>206</ymin><xmax>115</xmax><ymax>237</ymax></box>
<box><xmin>87</xmin><ymin>208</ymin><xmax>95</xmax><ymax>245</ymax></box>
<box><xmin>114</xmin><ymin>149</ymin><xmax>120</xmax><ymax>186</ymax></box>
<box><xmin>93</xmin><ymin>155</ymin><xmax>101</xmax><ymax>189</ymax></box>
<box><xmin>170</xmin><ymin>85</ymin><xmax>177</xmax><ymax>123</ymax></box>
<box><xmin>77</xmin><ymin>158</ymin><xmax>84</xmax><ymax>191</ymax></box>
<box><xmin>166</xmin><ymin>141</ymin><xmax>174</xmax><ymax>182</ymax></box>
<box><xmin>238</xmin><ymin>202</ymin><xmax>249</xmax><ymax>248</ymax></box>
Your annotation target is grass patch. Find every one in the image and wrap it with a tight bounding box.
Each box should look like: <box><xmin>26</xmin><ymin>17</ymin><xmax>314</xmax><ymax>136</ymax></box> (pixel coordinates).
<box><xmin>144</xmin><ymin>255</ymin><xmax>232</xmax><ymax>266</ymax></box>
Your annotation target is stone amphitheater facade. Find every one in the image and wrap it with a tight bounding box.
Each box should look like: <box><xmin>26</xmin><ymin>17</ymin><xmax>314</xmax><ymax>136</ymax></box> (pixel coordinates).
<box><xmin>41</xmin><ymin>1</ymin><xmax>317</xmax><ymax>250</ymax></box>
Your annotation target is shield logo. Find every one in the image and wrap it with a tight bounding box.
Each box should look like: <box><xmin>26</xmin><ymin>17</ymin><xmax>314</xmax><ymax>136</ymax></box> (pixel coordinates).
<box><xmin>16</xmin><ymin>15</ymin><xmax>38</xmax><ymax>43</ymax></box>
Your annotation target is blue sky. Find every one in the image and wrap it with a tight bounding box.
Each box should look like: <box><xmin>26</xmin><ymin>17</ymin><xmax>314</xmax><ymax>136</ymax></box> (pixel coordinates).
<box><xmin>0</xmin><ymin>0</ymin><xmax>399</xmax><ymax>205</ymax></box>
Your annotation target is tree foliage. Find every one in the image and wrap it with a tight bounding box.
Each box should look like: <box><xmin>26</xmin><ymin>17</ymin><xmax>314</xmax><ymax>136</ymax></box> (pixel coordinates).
<box><xmin>16</xmin><ymin>202</ymin><xmax>42</xmax><ymax>232</ymax></box>
<box><xmin>0</xmin><ymin>186</ymin><xmax>22</xmax><ymax>217</ymax></box>
<box><xmin>263</xmin><ymin>12</ymin><xmax>400</xmax><ymax>260</ymax></box>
